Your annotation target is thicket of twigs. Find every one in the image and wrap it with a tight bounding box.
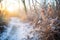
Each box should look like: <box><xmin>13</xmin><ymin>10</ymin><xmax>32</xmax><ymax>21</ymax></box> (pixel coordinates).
<box><xmin>27</xmin><ymin>1</ymin><xmax>60</xmax><ymax>40</ymax></box>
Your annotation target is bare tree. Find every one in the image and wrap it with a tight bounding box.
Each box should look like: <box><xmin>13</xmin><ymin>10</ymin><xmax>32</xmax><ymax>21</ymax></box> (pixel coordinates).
<box><xmin>22</xmin><ymin>0</ymin><xmax>27</xmax><ymax>12</ymax></box>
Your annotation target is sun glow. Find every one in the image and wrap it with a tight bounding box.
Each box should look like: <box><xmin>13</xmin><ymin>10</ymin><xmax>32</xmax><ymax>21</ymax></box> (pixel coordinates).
<box><xmin>7</xmin><ymin>6</ymin><xmax>16</xmax><ymax>12</ymax></box>
<box><xmin>1</xmin><ymin>0</ymin><xmax>19</xmax><ymax>12</ymax></box>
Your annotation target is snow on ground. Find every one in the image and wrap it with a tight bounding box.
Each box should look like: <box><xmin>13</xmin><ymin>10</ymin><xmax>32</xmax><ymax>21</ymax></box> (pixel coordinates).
<box><xmin>0</xmin><ymin>17</ymin><xmax>40</xmax><ymax>40</ymax></box>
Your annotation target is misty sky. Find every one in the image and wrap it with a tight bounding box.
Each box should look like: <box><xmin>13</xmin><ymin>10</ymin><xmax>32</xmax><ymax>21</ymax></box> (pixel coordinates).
<box><xmin>1</xmin><ymin>0</ymin><xmax>56</xmax><ymax>9</ymax></box>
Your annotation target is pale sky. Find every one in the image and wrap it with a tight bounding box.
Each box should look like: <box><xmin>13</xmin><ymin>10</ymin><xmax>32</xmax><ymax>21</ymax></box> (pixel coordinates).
<box><xmin>1</xmin><ymin>0</ymin><xmax>56</xmax><ymax>10</ymax></box>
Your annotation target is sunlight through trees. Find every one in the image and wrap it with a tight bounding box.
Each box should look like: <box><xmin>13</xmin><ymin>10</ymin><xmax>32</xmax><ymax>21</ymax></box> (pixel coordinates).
<box><xmin>0</xmin><ymin>0</ymin><xmax>60</xmax><ymax>40</ymax></box>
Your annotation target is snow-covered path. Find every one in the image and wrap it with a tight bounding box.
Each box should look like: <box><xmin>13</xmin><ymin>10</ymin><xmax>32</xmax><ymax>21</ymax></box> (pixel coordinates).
<box><xmin>0</xmin><ymin>17</ymin><xmax>40</xmax><ymax>40</ymax></box>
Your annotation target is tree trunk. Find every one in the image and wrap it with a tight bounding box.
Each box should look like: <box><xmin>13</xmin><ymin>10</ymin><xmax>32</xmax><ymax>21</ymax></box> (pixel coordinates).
<box><xmin>22</xmin><ymin>0</ymin><xmax>27</xmax><ymax>12</ymax></box>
